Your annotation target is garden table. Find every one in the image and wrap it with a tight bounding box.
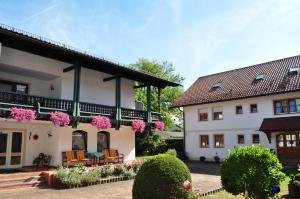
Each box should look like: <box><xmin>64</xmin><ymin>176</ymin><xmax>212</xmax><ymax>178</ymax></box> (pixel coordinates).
<box><xmin>86</xmin><ymin>152</ymin><xmax>104</xmax><ymax>165</ymax></box>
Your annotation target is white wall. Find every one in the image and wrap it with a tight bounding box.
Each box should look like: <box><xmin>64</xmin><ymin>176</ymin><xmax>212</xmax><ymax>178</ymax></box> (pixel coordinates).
<box><xmin>184</xmin><ymin>91</ymin><xmax>300</xmax><ymax>161</ymax></box>
<box><xmin>0</xmin><ymin>46</ymin><xmax>135</xmax><ymax>108</ymax></box>
<box><xmin>0</xmin><ymin>120</ymin><xmax>135</xmax><ymax>167</ymax></box>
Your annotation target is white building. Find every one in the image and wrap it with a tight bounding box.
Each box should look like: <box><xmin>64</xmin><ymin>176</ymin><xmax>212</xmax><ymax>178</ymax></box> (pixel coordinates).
<box><xmin>173</xmin><ymin>56</ymin><xmax>300</xmax><ymax>165</ymax></box>
<box><xmin>0</xmin><ymin>25</ymin><xmax>178</xmax><ymax>169</ymax></box>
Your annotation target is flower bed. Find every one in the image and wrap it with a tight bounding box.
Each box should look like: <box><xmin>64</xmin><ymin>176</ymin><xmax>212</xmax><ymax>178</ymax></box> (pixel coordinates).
<box><xmin>132</xmin><ymin>119</ymin><xmax>146</xmax><ymax>133</ymax></box>
<box><xmin>91</xmin><ymin>116</ymin><xmax>111</xmax><ymax>129</ymax></box>
<box><xmin>49</xmin><ymin>111</ymin><xmax>70</xmax><ymax>126</ymax></box>
<box><xmin>53</xmin><ymin>161</ymin><xmax>143</xmax><ymax>189</ymax></box>
<box><xmin>9</xmin><ymin>107</ymin><xmax>36</xmax><ymax>122</ymax></box>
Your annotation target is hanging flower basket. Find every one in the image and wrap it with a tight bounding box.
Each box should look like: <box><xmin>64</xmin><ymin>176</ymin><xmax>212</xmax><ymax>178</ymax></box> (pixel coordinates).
<box><xmin>132</xmin><ymin>119</ymin><xmax>146</xmax><ymax>133</ymax></box>
<box><xmin>154</xmin><ymin>121</ymin><xmax>165</xmax><ymax>131</ymax></box>
<box><xmin>9</xmin><ymin>107</ymin><xmax>36</xmax><ymax>122</ymax></box>
<box><xmin>91</xmin><ymin>116</ymin><xmax>111</xmax><ymax>129</ymax></box>
<box><xmin>49</xmin><ymin>112</ymin><xmax>70</xmax><ymax>126</ymax></box>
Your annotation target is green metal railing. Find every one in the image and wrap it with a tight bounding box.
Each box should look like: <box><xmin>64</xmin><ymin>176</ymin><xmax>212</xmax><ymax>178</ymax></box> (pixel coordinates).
<box><xmin>0</xmin><ymin>91</ymin><xmax>161</xmax><ymax>123</ymax></box>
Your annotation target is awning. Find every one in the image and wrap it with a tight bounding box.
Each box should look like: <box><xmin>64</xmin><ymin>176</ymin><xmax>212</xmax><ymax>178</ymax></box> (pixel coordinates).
<box><xmin>259</xmin><ymin>116</ymin><xmax>300</xmax><ymax>132</ymax></box>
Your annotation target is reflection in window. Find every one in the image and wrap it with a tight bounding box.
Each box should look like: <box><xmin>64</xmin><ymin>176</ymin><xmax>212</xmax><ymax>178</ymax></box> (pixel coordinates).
<box><xmin>97</xmin><ymin>131</ymin><xmax>110</xmax><ymax>152</ymax></box>
<box><xmin>277</xmin><ymin>135</ymin><xmax>284</xmax><ymax>147</ymax></box>
<box><xmin>72</xmin><ymin>131</ymin><xmax>87</xmax><ymax>150</ymax></box>
<box><xmin>286</xmin><ymin>134</ymin><xmax>297</xmax><ymax>147</ymax></box>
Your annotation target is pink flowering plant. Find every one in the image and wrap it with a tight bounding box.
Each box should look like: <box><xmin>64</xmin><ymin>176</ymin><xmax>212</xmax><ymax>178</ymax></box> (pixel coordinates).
<box><xmin>132</xmin><ymin>119</ymin><xmax>146</xmax><ymax>133</ymax></box>
<box><xmin>49</xmin><ymin>111</ymin><xmax>70</xmax><ymax>126</ymax></box>
<box><xmin>154</xmin><ymin>121</ymin><xmax>165</xmax><ymax>131</ymax></box>
<box><xmin>9</xmin><ymin>107</ymin><xmax>36</xmax><ymax>122</ymax></box>
<box><xmin>91</xmin><ymin>116</ymin><xmax>111</xmax><ymax>129</ymax></box>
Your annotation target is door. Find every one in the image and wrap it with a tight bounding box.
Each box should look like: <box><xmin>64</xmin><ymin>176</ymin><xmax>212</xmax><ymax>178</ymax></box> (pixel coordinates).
<box><xmin>276</xmin><ymin>133</ymin><xmax>300</xmax><ymax>158</ymax></box>
<box><xmin>0</xmin><ymin>131</ymin><xmax>24</xmax><ymax>169</ymax></box>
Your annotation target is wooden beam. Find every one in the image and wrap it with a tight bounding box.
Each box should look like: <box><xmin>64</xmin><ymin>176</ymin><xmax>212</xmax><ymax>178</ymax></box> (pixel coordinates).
<box><xmin>134</xmin><ymin>84</ymin><xmax>146</xmax><ymax>89</ymax></box>
<box><xmin>103</xmin><ymin>76</ymin><xmax>116</xmax><ymax>82</ymax></box>
<box><xmin>157</xmin><ymin>88</ymin><xmax>161</xmax><ymax>114</ymax></box>
<box><xmin>72</xmin><ymin>61</ymin><xmax>81</xmax><ymax>118</ymax></box>
<box><xmin>63</xmin><ymin>65</ymin><xmax>74</xmax><ymax>73</ymax></box>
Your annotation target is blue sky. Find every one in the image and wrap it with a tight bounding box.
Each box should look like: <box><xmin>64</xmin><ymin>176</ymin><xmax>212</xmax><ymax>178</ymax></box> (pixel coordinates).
<box><xmin>1</xmin><ymin>0</ymin><xmax>300</xmax><ymax>88</ymax></box>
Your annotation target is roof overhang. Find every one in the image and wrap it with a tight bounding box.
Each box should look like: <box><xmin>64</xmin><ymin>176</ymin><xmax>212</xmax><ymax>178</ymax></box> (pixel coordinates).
<box><xmin>259</xmin><ymin>116</ymin><xmax>300</xmax><ymax>143</ymax></box>
<box><xmin>0</xmin><ymin>24</ymin><xmax>180</xmax><ymax>88</ymax></box>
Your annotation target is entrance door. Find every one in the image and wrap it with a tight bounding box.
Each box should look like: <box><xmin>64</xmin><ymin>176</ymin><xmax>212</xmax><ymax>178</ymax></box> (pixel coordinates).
<box><xmin>0</xmin><ymin>131</ymin><xmax>24</xmax><ymax>169</ymax></box>
<box><xmin>276</xmin><ymin>133</ymin><xmax>300</xmax><ymax>158</ymax></box>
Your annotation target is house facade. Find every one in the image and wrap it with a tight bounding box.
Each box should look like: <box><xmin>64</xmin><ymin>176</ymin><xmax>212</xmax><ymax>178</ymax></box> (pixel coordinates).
<box><xmin>173</xmin><ymin>56</ymin><xmax>300</xmax><ymax>163</ymax></box>
<box><xmin>0</xmin><ymin>25</ymin><xmax>178</xmax><ymax>169</ymax></box>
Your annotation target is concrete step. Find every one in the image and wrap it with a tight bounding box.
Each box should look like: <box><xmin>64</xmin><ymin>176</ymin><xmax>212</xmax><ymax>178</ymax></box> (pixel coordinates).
<box><xmin>0</xmin><ymin>180</ymin><xmax>44</xmax><ymax>190</ymax></box>
<box><xmin>0</xmin><ymin>176</ymin><xmax>42</xmax><ymax>185</ymax></box>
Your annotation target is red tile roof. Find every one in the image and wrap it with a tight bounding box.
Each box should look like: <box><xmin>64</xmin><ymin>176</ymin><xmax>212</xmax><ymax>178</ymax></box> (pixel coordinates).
<box><xmin>172</xmin><ymin>55</ymin><xmax>300</xmax><ymax>107</ymax></box>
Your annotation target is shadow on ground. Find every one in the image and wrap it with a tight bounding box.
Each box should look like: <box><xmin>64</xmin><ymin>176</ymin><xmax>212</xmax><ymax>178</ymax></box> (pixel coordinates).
<box><xmin>185</xmin><ymin>161</ymin><xmax>221</xmax><ymax>176</ymax></box>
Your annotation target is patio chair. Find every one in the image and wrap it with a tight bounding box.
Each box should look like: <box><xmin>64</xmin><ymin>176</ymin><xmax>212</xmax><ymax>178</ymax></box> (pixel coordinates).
<box><xmin>76</xmin><ymin>150</ymin><xmax>90</xmax><ymax>165</ymax></box>
<box><xmin>110</xmin><ymin>149</ymin><xmax>124</xmax><ymax>163</ymax></box>
<box><xmin>65</xmin><ymin>151</ymin><xmax>78</xmax><ymax>167</ymax></box>
<box><xmin>103</xmin><ymin>149</ymin><xmax>124</xmax><ymax>164</ymax></box>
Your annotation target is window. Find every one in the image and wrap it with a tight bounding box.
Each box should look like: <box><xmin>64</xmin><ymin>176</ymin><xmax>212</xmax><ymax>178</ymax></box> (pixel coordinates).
<box><xmin>250</xmin><ymin>104</ymin><xmax>258</xmax><ymax>113</ymax></box>
<box><xmin>214</xmin><ymin>134</ymin><xmax>224</xmax><ymax>148</ymax></box>
<box><xmin>72</xmin><ymin>131</ymin><xmax>87</xmax><ymax>150</ymax></box>
<box><xmin>289</xmin><ymin>66</ymin><xmax>299</xmax><ymax>74</ymax></box>
<box><xmin>199</xmin><ymin>135</ymin><xmax>209</xmax><ymax>148</ymax></box>
<box><xmin>0</xmin><ymin>79</ymin><xmax>28</xmax><ymax>94</ymax></box>
<box><xmin>236</xmin><ymin>106</ymin><xmax>243</xmax><ymax>114</ymax></box>
<box><xmin>252</xmin><ymin>134</ymin><xmax>260</xmax><ymax>143</ymax></box>
<box><xmin>198</xmin><ymin>109</ymin><xmax>208</xmax><ymax>121</ymax></box>
<box><xmin>255</xmin><ymin>73</ymin><xmax>265</xmax><ymax>80</ymax></box>
<box><xmin>274</xmin><ymin>98</ymin><xmax>300</xmax><ymax>114</ymax></box>
<box><xmin>213</xmin><ymin>107</ymin><xmax>223</xmax><ymax>120</ymax></box>
<box><xmin>237</xmin><ymin>135</ymin><xmax>245</xmax><ymax>144</ymax></box>
<box><xmin>212</xmin><ymin>81</ymin><xmax>222</xmax><ymax>89</ymax></box>
<box><xmin>97</xmin><ymin>131</ymin><xmax>110</xmax><ymax>152</ymax></box>
<box><xmin>277</xmin><ymin>135</ymin><xmax>284</xmax><ymax>147</ymax></box>
<box><xmin>286</xmin><ymin>134</ymin><xmax>297</xmax><ymax>147</ymax></box>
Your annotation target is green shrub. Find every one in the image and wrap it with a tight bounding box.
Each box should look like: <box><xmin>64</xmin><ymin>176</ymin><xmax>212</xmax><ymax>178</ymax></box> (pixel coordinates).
<box><xmin>133</xmin><ymin>154</ymin><xmax>191</xmax><ymax>199</ymax></box>
<box><xmin>165</xmin><ymin>149</ymin><xmax>177</xmax><ymax>157</ymax></box>
<box><xmin>165</xmin><ymin>138</ymin><xmax>185</xmax><ymax>159</ymax></box>
<box><xmin>221</xmin><ymin>145</ymin><xmax>285</xmax><ymax>199</ymax></box>
<box><xmin>289</xmin><ymin>166</ymin><xmax>300</xmax><ymax>197</ymax></box>
<box><xmin>73</xmin><ymin>163</ymin><xmax>87</xmax><ymax>174</ymax></box>
<box><xmin>123</xmin><ymin>168</ymin><xmax>135</xmax><ymax>178</ymax></box>
<box><xmin>99</xmin><ymin>165</ymin><xmax>113</xmax><ymax>178</ymax></box>
<box><xmin>81</xmin><ymin>171</ymin><xmax>99</xmax><ymax>185</ymax></box>
<box><xmin>113</xmin><ymin>165</ymin><xmax>125</xmax><ymax>176</ymax></box>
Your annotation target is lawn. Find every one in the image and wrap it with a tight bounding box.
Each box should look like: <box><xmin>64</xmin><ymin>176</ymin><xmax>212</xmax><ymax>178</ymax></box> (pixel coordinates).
<box><xmin>201</xmin><ymin>175</ymin><xmax>291</xmax><ymax>199</ymax></box>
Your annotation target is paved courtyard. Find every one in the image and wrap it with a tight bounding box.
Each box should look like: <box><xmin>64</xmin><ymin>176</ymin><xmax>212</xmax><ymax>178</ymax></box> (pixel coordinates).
<box><xmin>0</xmin><ymin>162</ymin><xmax>221</xmax><ymax>199</ymax></box>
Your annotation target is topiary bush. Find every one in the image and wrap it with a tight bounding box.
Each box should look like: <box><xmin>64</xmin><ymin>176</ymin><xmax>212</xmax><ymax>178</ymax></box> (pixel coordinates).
<box><xmin>132</xmin><ymin>154</ymin><xmax>191</xmax><ymax>199</ymax></box>
<box><xmin>221</xmin><ymin>145</ymin><xmax>285</xmax><ymax>199</ymax></box>
<box><xmin>165</xmin><ymin>149</ymin><xmax>177</xmax><ymax>157</ymax></box>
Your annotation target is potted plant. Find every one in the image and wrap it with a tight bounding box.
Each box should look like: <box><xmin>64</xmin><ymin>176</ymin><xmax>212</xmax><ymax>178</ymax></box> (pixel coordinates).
<box><xmin>33</xmin><ymin>153</ymin><xmax>49</xmax><ymax>167</ymax></box>
<box><xmin>200</xmin><ymin>156</ymin><xmax>206</xmax><ymax>162</ymax></box>
<box><xmin>289</xmin><ymin>166</ymin><xmax>300</xmax><ymax>198</ymax></box>
<box><xmin>214</xmin><ymin>153</ymin><xmax>220</xmax><ymax>163</ymax></box>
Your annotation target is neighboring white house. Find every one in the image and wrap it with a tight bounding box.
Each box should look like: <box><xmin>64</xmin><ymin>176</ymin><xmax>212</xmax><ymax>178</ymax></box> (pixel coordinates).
<box><xmin>173</xmin><ymin>56</ymin><xmax>300</xmax><ymax>164</ymax></box>
<box><xmin>0</xmin><ymin>25</ymin><xmax>179</xmax><ymax>169</ymax></box>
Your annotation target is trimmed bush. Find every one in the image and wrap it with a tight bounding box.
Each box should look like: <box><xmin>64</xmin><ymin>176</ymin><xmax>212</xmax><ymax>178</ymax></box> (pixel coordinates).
<box><xmin>221</xmin><ymin>145</ymin><xmax>285</xmax><ymax>199</ymax></box>
<box><xmin>289</xmin><ymin>167</ymin><xmax>300</xmax><ymax>198</ymax></box>
<box><xmin>113</xmin><ymin>165</ymin><xmax>125</xmax><ymax>176</ymax></box>
<box><xmin>132</xmin><ymin>154</ymin><xmax>191</xmax><ymax>199</ymax></box>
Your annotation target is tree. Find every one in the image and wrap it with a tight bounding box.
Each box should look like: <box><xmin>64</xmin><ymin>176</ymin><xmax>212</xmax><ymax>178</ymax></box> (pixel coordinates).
<box><xmin>129</xmin><ymin>58</ymin><xmax>184</xmax><ymax>131</ymax></box>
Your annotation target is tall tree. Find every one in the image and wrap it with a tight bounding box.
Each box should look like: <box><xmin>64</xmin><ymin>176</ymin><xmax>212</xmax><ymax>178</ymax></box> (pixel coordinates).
<box><xmin>129</xmin><ymin>58</ymin><xmax>184</xmax><ymax>131</ymax></box>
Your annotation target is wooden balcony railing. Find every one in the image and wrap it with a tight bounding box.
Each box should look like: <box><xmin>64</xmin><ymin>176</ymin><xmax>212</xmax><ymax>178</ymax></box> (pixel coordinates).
<box><xmin>0</xmin><ymin>91</ymin><xmax>161</xmax><ymax>124</ymax></box>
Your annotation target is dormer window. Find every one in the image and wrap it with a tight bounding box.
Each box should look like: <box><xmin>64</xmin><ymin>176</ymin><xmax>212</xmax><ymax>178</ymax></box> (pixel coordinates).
<box><xmin>212</xmin><ymin>81</ymin><xmax>222</xmax><ymax>89</ymax></box>
<box><xmin>289</xmin><ymin>67</ymin><xmax>299</xmax><ymax>74</ymax></box>
<box><xmin>255</xmin><ymin>74</ymin><xmax>265</xmax><ymax>81</ymax></box>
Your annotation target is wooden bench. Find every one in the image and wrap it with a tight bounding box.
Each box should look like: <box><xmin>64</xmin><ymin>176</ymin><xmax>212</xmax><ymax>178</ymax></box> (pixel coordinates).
<box><xmin>62</xmin><ymin>150</ymin><xmax>91</xmax><ymax>167</ymax></box>
<box><xmin>103</xmin><ymin>149</ymin><xmax>124</xmax><ymax>164</ymax></box>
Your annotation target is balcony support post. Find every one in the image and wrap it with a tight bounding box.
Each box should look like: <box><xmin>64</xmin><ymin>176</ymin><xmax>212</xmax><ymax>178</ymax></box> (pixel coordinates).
<box><xmin>72</xmin><ymin>61</ymin><xmax>81</xmax><ymax>128</ymax></box>
<box><xmin>115</xmin><ymin>75</ymin><xmax>121</xmax><ymax>129</ymax></box>
<box><xmin>157</xmin><ymin>87</ymin><xmax>162</xmax><ymax>120</ymax></box>
<box><xmin>147</xmin><ymin>84</ymin><xmax>152</xmax><ymax>123</ymax></box>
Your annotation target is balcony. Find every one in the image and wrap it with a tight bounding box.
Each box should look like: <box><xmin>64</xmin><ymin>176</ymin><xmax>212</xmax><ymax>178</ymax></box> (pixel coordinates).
<box><xmin>0</xmin><ymin>91</ymin><xmax>161</xmax><ymax>125</ymax></box>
